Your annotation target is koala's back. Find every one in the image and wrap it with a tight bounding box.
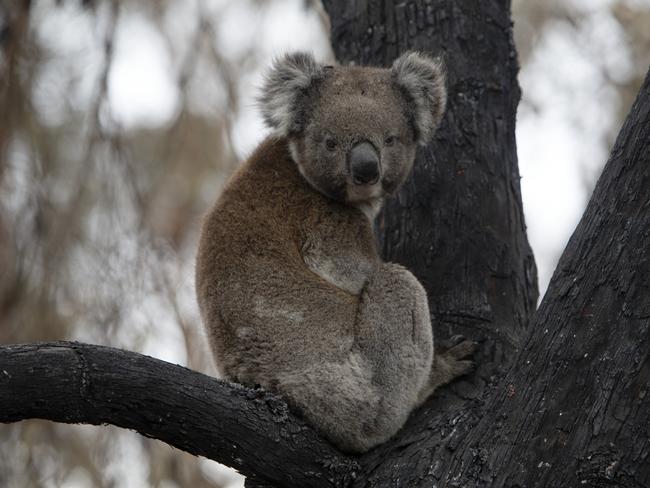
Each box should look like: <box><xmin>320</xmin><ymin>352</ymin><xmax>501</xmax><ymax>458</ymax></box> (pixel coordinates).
<box><xmin>196</xmin><ymin>137</ymin><xmax>377</xmax><ymax>387</ymax></box>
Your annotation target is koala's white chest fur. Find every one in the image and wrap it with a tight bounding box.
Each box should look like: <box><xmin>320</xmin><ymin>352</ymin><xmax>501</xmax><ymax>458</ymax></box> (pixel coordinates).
<box><xmin>354</xmin><ymin>198</ymin><xmax>384</xmax><ymax>222</ymax></box>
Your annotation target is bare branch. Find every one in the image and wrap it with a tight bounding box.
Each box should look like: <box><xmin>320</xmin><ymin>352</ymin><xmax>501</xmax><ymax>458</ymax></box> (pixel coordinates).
<box><xmin>0</xmin><ymin>341</ymin><xmax>359</xmax><ymax>488</ymax></box>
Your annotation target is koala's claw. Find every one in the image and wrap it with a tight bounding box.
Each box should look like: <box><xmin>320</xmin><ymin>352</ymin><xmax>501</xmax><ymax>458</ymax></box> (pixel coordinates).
<box><xmin>437</xmin><ymin>334</ymin><xmax>466</xmax><ymax>351</ymax></box>
<box><xmin>442</xmin><ymin>339</ymin><xmax>478</xmax><ymax>361</ymax></box>
<box><xmin>453</xmin><ymin>359</ymin><xmax>476</xmax><ymax>377</ymax></box>
<box><xmin>448</xmin><ymin>334</ymin><xmax>466</xmax><ymax>345</ymax></box>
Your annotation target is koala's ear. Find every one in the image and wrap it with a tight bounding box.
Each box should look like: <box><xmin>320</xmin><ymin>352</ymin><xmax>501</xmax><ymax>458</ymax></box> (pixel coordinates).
<box><xmin>391</xmin><ymin>51</ymin><xmax>447</xmax><ymax>145</ymax></box>
<box><xmin>258</xmin><ymin>52</ymin><xmax>325</xmax><ymax>136</ymax></box>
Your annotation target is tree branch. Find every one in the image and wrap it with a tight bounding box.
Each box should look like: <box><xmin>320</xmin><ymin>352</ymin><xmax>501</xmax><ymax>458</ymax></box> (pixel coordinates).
<box><xmin>0</xmin><ymin>341</ymin><xmax>358</xmax><ymax>488</ymax></box>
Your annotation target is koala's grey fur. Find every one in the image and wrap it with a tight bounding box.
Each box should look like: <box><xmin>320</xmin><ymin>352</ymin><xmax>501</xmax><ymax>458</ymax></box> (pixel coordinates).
<box><xmin>196</xmin><ymin>51</ymin><xmax>476</xmax><ymax>453</ymax></box>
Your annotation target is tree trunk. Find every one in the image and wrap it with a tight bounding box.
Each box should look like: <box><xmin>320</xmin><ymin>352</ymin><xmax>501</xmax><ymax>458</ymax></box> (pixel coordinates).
<box><xmin>322</xmin><ymin>0</ymin><xmax>540</xmax><ymax>483</ymax></box>
<box><xmin>324</xmin><ymin>0</ymin><xmax>538</xmax><ymax>353</ymax></box>
<box><xmin>445</xmin><ymin>68</ymin><xmax>650</xmax><ymax>487</ymax></box>
<box><xmin>1</xmin><ymin>1</ymin><xmax>649</xmax><ymax>487</ymax></box>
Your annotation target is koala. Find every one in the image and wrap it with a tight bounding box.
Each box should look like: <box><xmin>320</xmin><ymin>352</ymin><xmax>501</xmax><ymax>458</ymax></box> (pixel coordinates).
<box><xmin>196</xmin><ymin>51</ymin><xmax>476</xmax><ymax>453</ymax></box>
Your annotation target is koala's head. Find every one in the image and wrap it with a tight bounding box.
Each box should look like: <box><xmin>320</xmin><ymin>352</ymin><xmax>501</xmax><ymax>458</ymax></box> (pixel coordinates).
<box><xmin>259</xmin><ymin>51</ymin><xmax>447</xmax><ymax>204</ymax></box>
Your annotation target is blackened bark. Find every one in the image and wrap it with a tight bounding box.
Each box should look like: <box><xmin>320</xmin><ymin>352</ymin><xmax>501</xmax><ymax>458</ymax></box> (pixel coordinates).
<box><xmin>0</xmin><ymin>342</ymin><xmax>358</xmax><ymax>488</ymax></box>
<box><xmin>444</xmin><ymin>68</ymin><xmax>650</xmax><ymax>488</ymax></box>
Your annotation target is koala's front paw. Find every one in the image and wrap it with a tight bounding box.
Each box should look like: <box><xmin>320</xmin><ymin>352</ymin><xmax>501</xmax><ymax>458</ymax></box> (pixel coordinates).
<box><xmin>436</xmin><ymin>334</ymin><xmax>467</xmax><ymax>352</ymax></box>
<box><xmin>439</xmin><ymin>338</ymin><xmax>477</xmax><ymax>377</ymax></box>
<box><xmin>418</xmin><ymin>338</ymin><xmax>478</xmax><ymax>403</ymax></box>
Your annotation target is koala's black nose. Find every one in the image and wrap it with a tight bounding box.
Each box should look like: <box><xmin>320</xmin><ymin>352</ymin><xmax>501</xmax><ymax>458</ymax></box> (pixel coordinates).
<box><xmin>349</xmin><ymin>142</ymin><xmax>380</xmax><ymax>185</ymax></box>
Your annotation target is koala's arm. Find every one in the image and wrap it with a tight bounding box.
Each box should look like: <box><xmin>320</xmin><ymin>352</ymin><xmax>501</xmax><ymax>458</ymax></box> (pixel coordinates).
<box><xmin>280</xmin><ymin>260</ymin><xmax>476</xmax><ymax>452</ymax></box>
<box><xmin>269</xmin><ymin>261</ymin><xmax>433</xmax><ymax>453</ymax></box>
<box><xmin>204</xmin><ymin>247</ymin><xmax>433</xmax><ymax>453</ymax></box>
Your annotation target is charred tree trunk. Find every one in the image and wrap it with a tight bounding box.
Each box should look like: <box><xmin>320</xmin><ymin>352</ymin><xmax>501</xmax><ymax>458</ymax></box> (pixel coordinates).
<box><xmin>1</xmin><ymin>1</ymin><xmax>649</xmax><ymax>487</ymax></box>
<box><xmin>342</xmin><ymin>66</ymin><xmax>650</xmax><ymax>488</ymax></box>
<box><xmin>322</xmin><ymin>0</ymin><xmax>540</xmax><ymax>483</ymax></box>
<box><xmin>446</xmin><ymin>70</ymin><xmax>650</xmax><ymax>487</ymax></box>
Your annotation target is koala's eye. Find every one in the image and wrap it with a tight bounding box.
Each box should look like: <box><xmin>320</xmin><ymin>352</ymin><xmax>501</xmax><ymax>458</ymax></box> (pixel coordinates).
<box><xmin>384</xmin><ymin>136</ymin><xmax>397</xmax><ymax>147</ymax></box>
<box><xmin>325</xmin><ymin>138</ymin><xmax>337</xmax><ymax>151</ymax></box>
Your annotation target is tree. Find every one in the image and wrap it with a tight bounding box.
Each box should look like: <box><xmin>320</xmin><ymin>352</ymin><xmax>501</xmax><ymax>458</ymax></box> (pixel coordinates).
<box><xmin>2</xmin><ymin>1</ymin><xmax>649</xmax><ymax>486</ymax></box>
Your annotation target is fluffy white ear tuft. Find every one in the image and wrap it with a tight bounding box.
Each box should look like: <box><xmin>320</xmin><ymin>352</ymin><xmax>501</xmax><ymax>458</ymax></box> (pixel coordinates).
<box><xmin>391</xmin><ymin>51</ymin><xmax>447</xmax><ymax>145</ymax></box>
<box><xmin>258</xmin><ymin>52</ymin><xmax>324</xmax><ymax>136</ymax></box>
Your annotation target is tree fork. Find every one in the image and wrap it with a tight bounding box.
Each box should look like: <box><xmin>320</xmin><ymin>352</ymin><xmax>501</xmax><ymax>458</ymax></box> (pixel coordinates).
<box><xmin>449</xmin><ymin>67</ymin><xmax>650</xmax><ymax>487</ymax></box>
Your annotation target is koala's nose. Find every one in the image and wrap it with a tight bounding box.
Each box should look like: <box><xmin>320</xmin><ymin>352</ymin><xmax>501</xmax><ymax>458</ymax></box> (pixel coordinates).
<box><xmin>349</xmin><ymin>142</ymin><xmax>380</xmax><ymax>185</ymax></box>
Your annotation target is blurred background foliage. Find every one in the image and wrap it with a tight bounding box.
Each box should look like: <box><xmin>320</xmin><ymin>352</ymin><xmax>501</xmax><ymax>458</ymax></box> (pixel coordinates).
<box><xmin>0</xmin><ymin>0</ymin><xmax>648</xmax><ymax>487</ymax></box>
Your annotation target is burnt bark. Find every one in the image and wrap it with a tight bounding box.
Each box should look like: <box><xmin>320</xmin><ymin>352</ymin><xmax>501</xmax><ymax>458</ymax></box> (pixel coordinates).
<box><xmin>445</xmin><ymin>68</ymin><xmax>650</xmax><ymax>487</ymax></box>
<box><xmin>342</xmin><ymin>65</ymin><xmax>650</xmax><ymax>488</ymax></box>
<box><xmin>0</xmin><ymin>342</ymin><xmax>357</xmax><ymax>488</ymax></box>
<box><xmin>324</xmin><ymin>0</ymin><xmax>538</xmax><ymax>350</ymax></box>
